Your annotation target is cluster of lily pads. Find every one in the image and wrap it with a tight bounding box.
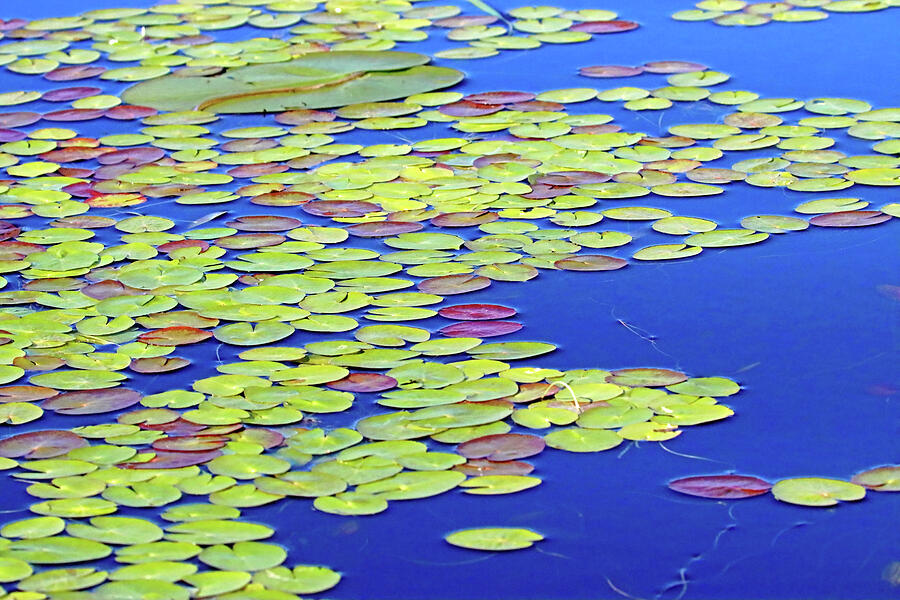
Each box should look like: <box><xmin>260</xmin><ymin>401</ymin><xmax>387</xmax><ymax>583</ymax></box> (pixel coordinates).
<box><xmin>0</xmin><ymin>0</ymin><xmax>896</xmax><ymax>596</ymax></box>
<box><xmin>672</xmin><ymin>0</ymin><xmax>898</xmax><ymax>26</ymax></box>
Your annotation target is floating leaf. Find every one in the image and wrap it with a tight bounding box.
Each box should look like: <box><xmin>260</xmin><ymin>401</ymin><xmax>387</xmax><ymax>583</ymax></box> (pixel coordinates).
<box><xmin>444</xmin><ymin>527</ymin><xmax>543</xmax><ymax>551</ymax></box>
<box><xmin>771</xmin><ymin>478</ymin><xmax>866</xmax><ymax>507</ymax></box>
<box><xmin>851</xmin><ymin>466</ymin><xmax>900</xmax><ymax>492</ymax></box>
<box><xmin>668</xmin><ymin>475</ymin><xmax>773</xmax><ymax>499</ymax></box>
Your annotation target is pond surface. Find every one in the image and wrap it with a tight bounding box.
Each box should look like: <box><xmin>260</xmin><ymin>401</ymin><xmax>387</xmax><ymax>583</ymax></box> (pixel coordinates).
<box><xmin>0</xmin><ymin>1</ymin><xmax>897</xmax><ymax>599</ymax></box>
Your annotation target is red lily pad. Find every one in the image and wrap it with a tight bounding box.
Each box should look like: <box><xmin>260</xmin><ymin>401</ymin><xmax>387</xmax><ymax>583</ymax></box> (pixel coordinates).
<box><xmin>642</xmin><ymin>61</ymin><xmax>707</xmax><ymax>74</ymax></box>
<box><xmin>105</xmin><ymin>105</ymin><xmax>157</xmax><ymax>120</ymax></box>
<box><xmin>0</xmin><ymin>129</ymin><xmax>26</xmax><ymax>142</ymax></box>
<box><xmin>572</xmin><ymin>124</ymin><xmax>622</xmax><ymax>134</ymax></box>
<box><xmin>97</xmin><ymin>147</ymin><xmax>165</xmax><ymax>165</ymax></box>
<box><xmin>431</xmin><ymin>211</ymin><xmax>499</xmax><ymax>227</ymax></box>
<box><xmin>536</xmin><ymin>171</ymin><xmax>611</xmax><ymax>186</ymax></box>
<box><xmin>521</xmin><ymin>184</ymin><xmax>570</xmax><ymax>199</ymax></box>
<box><xmin>570</xmin><ymin>20</ymin><xmax>639</xmax><ymax>33</ymax></box>
<box><xmin>130</xmin><ymin>357</ymin><xmax>191</xmax><ymax>374</ymax></box>
<box><xmin>438</xmin><ymin>101</ymin><xmax>503</xmax><ymax>117</ymax></box>
<box><xmin>229</xmin><ymin>163</ymin><xmax>289</xmax><ymax>178</ymax></box>
<box><xmin>509</xmin><ymin>100</ymin><xmax>565</xmax><ymax>112</ymax></box>
<box><xmin>440</xmin><ymin>321</ymin><xmax>522</xmax><ymax>338</ymax></box>
<box><xmin>346</xmin><ymin>221</ymin><xmax>423</xmax><ymax>237</ymax></box>
<box><xmin>43</xmin><ymin>388</ymin><xmax>142</xmax><ymax>415</ymax></box>
<box><xmin>152</xmin><ymin>435</ymin><xmax>230</xmax><ymax>452</ymax></box>
<box><xmin>44</xmin><ymin>65</ymin><xmax>107</xmax><ymax>81</ymax></box>
<box><xmin>0</xmin><ymin>222</ymin><xmax>21</xmax><ymax>242</ymax></box>
<box><xmin>138</xmin><ymin>327</ymin><xmax>214</xmax><ymax>346</ymax></box>
<box><xmin>327</xmin><ymin>373</ymin><xmax>398</xmax><ymax>393</ymax></box>
<box><xmin>668</xmin><ymin>475</ymin><xmax>773</xmax><ymax>499</ymax></box>
<box><xmin>158</xmin><ymin>240</ymin><xmax>210</xmax><ymax>254</ymax></box>
<box><xmin>457</xmin><ymin>433</ymin><xmax>545</xmax><ymax>461</ymax></box>
<box><xmin>123</xmin><ymin>449</ymin><xmax>223</xmax><ymax>469</ymax></box>
<box><xmin>0</xmin><ymin>385</ymin><xmax>58</xmax><ymax>402</ymax></box>
<box><xmin>606</xmin><ymin>368</ymin><xmax>688</xmax><ymax>387</ymax></box>
<box><xmin>579</xmin><ymin>65</ymin><xmax>643</xmax><ymax>78</ymax></box>
<box><xmin>418</xmin><ymin>274</ymin><xmax>491</xmax><ymax>295</ymax></box>
<box><xmin>302</xmin><ymin>200</ymin><xmax>379</xmax><ymax>218</ymax></box>
<box><xmin>81</xmin><ymin>280</ymin><xmax>143</xmax><ymax>300</ymax></box>
<box><xmin>464</xmin><ymin>91</ymin><xmax>536</xmax><ymax>104</ymax></box>
<box><xmin>554</xmin><ymin>255</ymin><xmax>628</xmax><ymax>271</ymax></box>
<box><xmin>0</xmin><ymin>112</ymin><xmax>40</xmax><ymax>127</ymax></box>
<box><xmin>809</xmin><ymin>211</ymin><xmax>891</xmax><ymax>227</ymax></box>
<box><xmin>250</xmin><ymin>191</ymin><xmax>314</xmax><ymax>207</ymax></box>
<box><xmin>438</xmin><ymin>304</ymin><xmax>517</xmax><ymax>320</ymax></box>
<box><xmin>42</xmin><ymin>109</ymin><xmax>107</xmax><ymax>122</ymax></box>
<box><xmin>141</xmin><ymin>419</ymin><xmax>206</xmax><ymax>435</ymax></box>
<box><xmin>274</xmin><ymin>109</ymin><xmax>336</xmax><ymax>125</ymax></box>
<box><xmin>42</xmin><ymin>87</ymin><xmax>103</xmax><ymax>102</ymax></box>
<box><xmin>41</xmin><ymin>147</ymin><xmax>112</xmax><ymax>162</ymax></box>
<box><xmin>0</xmin><ymin>430</ymin><xmax>87</xmax><ymax>459</ymax></box>
<box><xmin>225</xmin><ymin>215</ymin><xmax>302</xmax><ymax>232</ymax></box>
<box><xmin>453</xmin><ymin>459</ymin><xmax>535</xmax><ymax>477</ymax></box>
<box><xmin>215</xmin><ymin>233</ymin><xmax>285</xmax><ymax>249</ymax></box>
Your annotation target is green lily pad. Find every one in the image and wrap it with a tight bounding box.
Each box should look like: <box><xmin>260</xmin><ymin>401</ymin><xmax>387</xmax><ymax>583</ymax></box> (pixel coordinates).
<box><xmin>356</xmin><ymin>471</ymin><xmax>465</xmax><ymax>499</ymax></box>
<box><xmin>444</xmin><ymin>527</ymin><xmax>543</xmax><ymax>551</ymax></box>
<box><xmin>251</xmin><ymin>565</ymin><xmax>341</xmax><ymax>595</ymax></box>
<box><xmin>772</xmin><ymin>477</ymin><xmax>866</xmax><ymax>507</ymax></box>
<box><xmin>124</xmin><ymin>52</ymin><xmax>462</xmax><ymax>113</ymax></box>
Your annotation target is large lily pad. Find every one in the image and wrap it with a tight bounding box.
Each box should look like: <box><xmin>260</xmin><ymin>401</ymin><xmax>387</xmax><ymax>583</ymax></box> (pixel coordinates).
<box><xmin>122</xmin><ymin>52</ymin><xmax>463</xmax><ymax>113</ymax></box>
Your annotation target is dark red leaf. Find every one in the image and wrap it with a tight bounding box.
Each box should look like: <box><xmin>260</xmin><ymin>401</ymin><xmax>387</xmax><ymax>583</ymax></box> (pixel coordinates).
<box><xmin>438</xmin><ymin>304</ymin><xmax>517</xmax><ymax>320</ymax></box>
<box><xmin>0</xmin><ymin>385</ymin><xmax>58</xmax><ymax>403</ymax></box>
<box><xmin>0</xmin><ymin>129</ymin><xmax>26</xmax><ymax>142</ymax></box>
<box><xmin>215</xmin><ymin>233</ymin><xmax>285</xmax><ymax>249</ymax></box>
<box><xmin>457</xmin><ymin>433</ymin><xmax>545</xmax><ymax>461</ymax></box>
<box><xmin>345</xmin><ymin>221</ymin><xmax>423</xmax><ymax>237</ymax></box>
<box><xmin>440</xmin><ymin>320</ymin><xmax>522</xmax><ymax>337</ymax></box>
<box><xmin>463</xmin><ymin>91</ymin><xmax>536</xmax><ymax>104</ymax></box>
<box><xmin>438</xmin><ymin>101</ymin><xmax>503</xmax><ymax>117</ymax></box>
<box><xmin>327</xmin><ymin>373</ymin><xmax>398</xmax><ymax>393</ymax></box>
<box><xmin>44</xmin><ymin>65</ymin><xmax>106</xmax><ymax>82</ymax></box>
<box><xmin>554</xmin><ymin>255</ymin><xmax>628</xmax><ymax>271</ymax></box>
<box><xmin>0</xmin><ymin>430</ymin><xmax>87</xmax><ymax>459</ymax></box>
<box><xmin>42</xmin><ymin>109</ymin><xmax>106</xmax><ymax>122</ymax></box>
<box><xmin>668</xmin><ymin>475</ymin><xmax>772</xmax><ymax>499</ymax></box>
<box><xmin>97</xmin><ymin>147</ymin><xmax>165</xmax><ymax>165</ymax></box>
<box><xmin>250</xmin><ymin>191</ymin><xmax>314</xmax><ymax>207</ymax></box>
<box><xmin>104</xmin><ymin>105</ymin><xmax>157</xmax><ymax>120</ymax></box>
<box><xmin>570</xmin><ymin>20</ymin><xmax>639</xmax><ymax>33</ymax></box>
<box><xmin>41</xmin><ymin>87</ymin><xmax>103</xmax><ymax>102</ymax></box>
<box><xmin>225</xmin><ymin>215</ymin><xmax>302</xmax><ymax>232</ymax></box>
<box><xmin>138</xmin><ymin>326</ymin><xmax>213</xmax><ymax>346</ymax></box>
<box><xmin>579</xmin><ymin>65</ymin><xmax>643</xmax><ymax>78</ymax></box>
<box><xmin>453</xmin><ymin>459</ymin><xmax>535</xmax><ymax>477</ymax></box>
<box><xmin>536</xmin><ymin>171</ymin><xmax>611</xmax><ymax>186</ymax></box>
<box><xmin>430</xmin><ymin>211</ymin><xmax>499</xmax><ymax>227</ymax></box>
<box><xmin>42</xmin><ymin>388</ymin><xmax>142</xmax><ymax>415</ymax></box>
<box><xmin>809</xmin><ymin>211</ymin><xmax>891</xmax><ymax>227</ymax></box>
<box><xmin>418</xmin><ymin>274</ymin><xmax>491</xmax><ymax>295</ymax></box>
<box><xmin>152</xmin><ymin>435</ymin><xmax>229</xmax><ymax>452</ymax></box>
<box><xmin>302</xmin><ymin>200</ymin><xmax>380</xmax><ymax>218</ymax></box>
<box><xmin>122</xmin><ymin>449</ymin><xmax>222</xmax><ymax>469</ymax></box>
<box><xmin>642</xmin><ymin>61</ymin><xmax>707</xmax><ymax>74</ymax></box>
<box><xmin>0</xmin><ymin>112</ymin><xmax>40</xmax><ymax>128</ymax></box>
<box><xmin>274</xmin><ymin>109</ymin><xmax>336</xmax><ymax>125</ymax></box>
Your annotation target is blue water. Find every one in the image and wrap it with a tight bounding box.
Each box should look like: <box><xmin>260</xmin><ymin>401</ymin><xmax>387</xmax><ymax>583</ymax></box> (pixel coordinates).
<box><xmin>2</xmin><ymin>1</ymin><xmax>898</xmax><ymax>599</ymax></box>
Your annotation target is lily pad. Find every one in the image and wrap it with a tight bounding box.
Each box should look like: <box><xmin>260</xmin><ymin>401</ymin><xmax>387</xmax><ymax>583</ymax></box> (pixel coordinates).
<box><xmin>444</xmin><ymin>527</ymin><xmax>543</xmax><ymax>551</ymax></box>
